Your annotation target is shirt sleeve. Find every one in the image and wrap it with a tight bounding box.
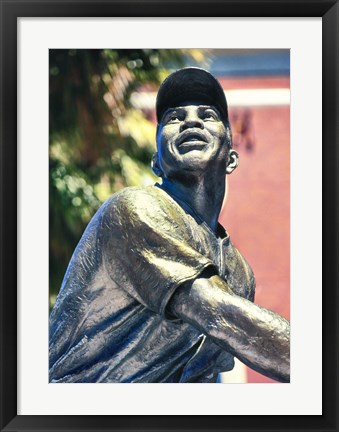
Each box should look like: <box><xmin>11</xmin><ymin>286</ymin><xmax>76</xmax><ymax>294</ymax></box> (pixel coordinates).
<box><xmin>101</xmin><ymin>187</ymin><xmax>215</xmax><ymax>318</ymax></box>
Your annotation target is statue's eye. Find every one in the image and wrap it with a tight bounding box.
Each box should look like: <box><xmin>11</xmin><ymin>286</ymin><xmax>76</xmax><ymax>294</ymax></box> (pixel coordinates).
<box><xmin>203</xmin><ymin>109</ymin><xmax>219</xmax><ymax>121</ymax></box>
<box><xmin>166</xmin><ymin>112</ymin><xmax>181</xmax><ymax>123</ymax></box>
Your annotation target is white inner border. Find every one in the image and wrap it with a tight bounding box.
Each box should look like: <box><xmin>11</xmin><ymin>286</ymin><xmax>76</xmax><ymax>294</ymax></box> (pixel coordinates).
<box><xmin>18</xmin><ymin>18</ymin><xmax>322</xmax><ymax>415</ymax></box>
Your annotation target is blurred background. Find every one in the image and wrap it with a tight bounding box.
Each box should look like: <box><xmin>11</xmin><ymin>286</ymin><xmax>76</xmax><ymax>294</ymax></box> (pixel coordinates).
<box><xmin>49</xmin><ymin>48</ymin><xmax>290</xmax><ymax>383</ymax></box>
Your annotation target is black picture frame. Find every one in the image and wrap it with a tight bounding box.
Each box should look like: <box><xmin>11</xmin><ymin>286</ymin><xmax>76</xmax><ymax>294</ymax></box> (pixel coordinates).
<box><xmin>1</xmin><ymin>1</ymin><xmax>338</xmax><ymax>431</ymax></box>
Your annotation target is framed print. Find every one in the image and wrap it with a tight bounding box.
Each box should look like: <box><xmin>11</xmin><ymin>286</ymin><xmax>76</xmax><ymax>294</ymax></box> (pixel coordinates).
<box><xmin>1</xmin><ymin>1</ymin><xmax>338</xmax><ymax>432</ymax></box>
<box><xmin>47</xmin><ymin>47</ymin><xmax>291</xmax><ymax>387</ymax></box>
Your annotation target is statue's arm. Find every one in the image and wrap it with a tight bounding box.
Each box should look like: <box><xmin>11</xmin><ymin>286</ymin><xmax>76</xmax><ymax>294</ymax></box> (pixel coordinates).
<box><xmin>168</xmin><ymin>269</ymin><xmax>290</xmax><ymax>383</ymax></box>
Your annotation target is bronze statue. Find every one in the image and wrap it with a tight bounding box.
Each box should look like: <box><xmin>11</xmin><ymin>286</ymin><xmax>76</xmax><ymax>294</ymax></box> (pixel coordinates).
<box><xmin>49</xmin><ymin>67</ymin><xmax>290</xmax><ymax>383</ymax></box>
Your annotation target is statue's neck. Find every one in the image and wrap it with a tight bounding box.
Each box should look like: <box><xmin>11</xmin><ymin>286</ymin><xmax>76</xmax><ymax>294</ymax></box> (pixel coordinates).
<box><xmin>161</xmin><ymin>175</ymin><xmax>226</xmax><ymax>233</ymax></box>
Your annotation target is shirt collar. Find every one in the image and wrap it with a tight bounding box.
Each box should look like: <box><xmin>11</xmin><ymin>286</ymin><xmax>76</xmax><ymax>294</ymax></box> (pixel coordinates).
<box><xmin>154</xmin><ymin>183</ymin><xmax>230</xmax><ymax>242</ymax></box>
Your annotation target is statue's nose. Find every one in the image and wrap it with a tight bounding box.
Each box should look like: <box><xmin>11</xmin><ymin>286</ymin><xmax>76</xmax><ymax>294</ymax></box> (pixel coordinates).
<box><xmin>180</xmin><ymin>114</ymin><xmax>204</xmax><ymax>131</ymax></box>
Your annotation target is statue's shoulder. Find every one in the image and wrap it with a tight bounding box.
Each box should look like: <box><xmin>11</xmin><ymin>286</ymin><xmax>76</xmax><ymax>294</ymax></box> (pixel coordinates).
<box><xmin>101</xmin><ymin>185</ymin><xmax>171</xmax><ymax>224</ymax></box>
<box><xmin>104</xmin><ymin>185</ymin><xmax>165</xmax><ymax>208</ymax></box>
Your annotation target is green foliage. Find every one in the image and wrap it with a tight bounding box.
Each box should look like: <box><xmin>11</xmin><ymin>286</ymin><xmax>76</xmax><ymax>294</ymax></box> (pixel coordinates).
<box><xmin>49</xmin><ymin>49</ymin><xmax>202</xmax><ymax>305</ymax></box>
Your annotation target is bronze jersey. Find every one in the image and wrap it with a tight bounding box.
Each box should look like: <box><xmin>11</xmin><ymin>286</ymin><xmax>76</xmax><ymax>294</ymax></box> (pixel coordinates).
<box><xmin>49</xmin><ymin>185</ymin><xmax>255</xmax><ymax>383</ymax></box>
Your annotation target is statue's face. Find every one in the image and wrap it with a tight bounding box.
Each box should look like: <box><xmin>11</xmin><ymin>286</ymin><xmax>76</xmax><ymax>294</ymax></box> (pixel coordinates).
<box><xmin>155</xmin><ymin>102</ymin><xmax>230</xmax><ymax>180</ymax></box>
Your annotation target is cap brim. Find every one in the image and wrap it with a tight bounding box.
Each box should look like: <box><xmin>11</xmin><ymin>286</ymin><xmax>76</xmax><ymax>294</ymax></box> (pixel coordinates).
<box><xmin>156</xmin><ymin>67</ymin><xmax>228</xmax><ymax>123</ymax></box>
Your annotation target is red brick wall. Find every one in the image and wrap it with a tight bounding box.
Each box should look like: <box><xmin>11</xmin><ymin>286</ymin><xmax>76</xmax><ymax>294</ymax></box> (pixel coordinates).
<box><xmin>219</xmin><ymin>77</ymin><xmax>290</xmax><ymax>383</ymax></box>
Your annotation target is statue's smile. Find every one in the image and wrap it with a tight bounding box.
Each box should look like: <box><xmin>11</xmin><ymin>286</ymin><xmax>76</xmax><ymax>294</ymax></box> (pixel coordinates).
<box><xmin>176</xmin><ymin>130</ymin><xmax>208</xmax><ymax>147</ymax></box>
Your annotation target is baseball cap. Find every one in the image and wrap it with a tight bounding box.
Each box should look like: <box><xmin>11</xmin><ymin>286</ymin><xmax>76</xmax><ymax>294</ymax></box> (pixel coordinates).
<box><xmin>156</xmin><ymin>67</ymin><xmax>228</xmax><ymax>124</ymax></box>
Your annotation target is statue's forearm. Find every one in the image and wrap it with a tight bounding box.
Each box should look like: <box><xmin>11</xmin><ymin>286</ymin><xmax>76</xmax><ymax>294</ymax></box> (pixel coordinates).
<box><xmin>169</xmin><ymin>274</ymin><xmax>290</xmax><ymax>383</ymax></box>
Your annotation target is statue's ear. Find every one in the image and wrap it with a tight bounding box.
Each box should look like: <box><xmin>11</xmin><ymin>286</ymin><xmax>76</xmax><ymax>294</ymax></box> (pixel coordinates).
<box><xmin>151</xmin><ymin>152</ymin><xmax>163</xmax><ymax>177</ymax></box>
<box><xmin>226</xmin><ymin>150</ymin><xmax>239</xmax><ymax>174</ymax></box>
